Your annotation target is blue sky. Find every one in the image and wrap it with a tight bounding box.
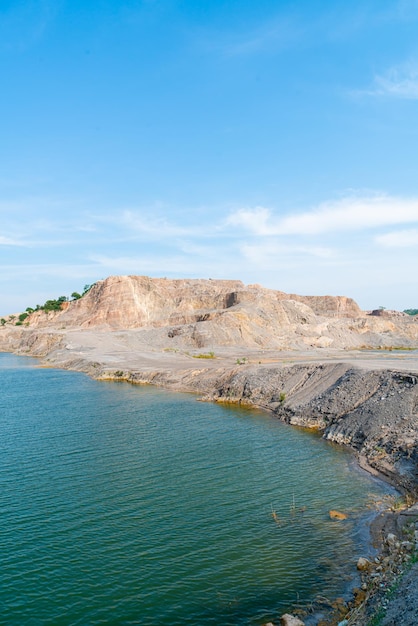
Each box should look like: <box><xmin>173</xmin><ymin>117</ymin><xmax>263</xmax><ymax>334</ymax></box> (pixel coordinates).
<box><xmin>1</xmin><ymin>0</ymin><xmax>418</xmax><ymax>314</ymax></box>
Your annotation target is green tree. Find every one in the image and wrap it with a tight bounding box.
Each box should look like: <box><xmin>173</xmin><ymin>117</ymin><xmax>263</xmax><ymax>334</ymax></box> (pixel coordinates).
<box><xmin>42</xmin><ymin>296</ymin><xmax>67</xmax><ymax>312</ymax></box>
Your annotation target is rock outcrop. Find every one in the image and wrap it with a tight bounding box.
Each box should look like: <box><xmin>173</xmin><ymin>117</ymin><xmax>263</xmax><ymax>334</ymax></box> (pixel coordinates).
<box><xmin>13</xmin><ymin>275</ymin><xmax>418</xmax><ymax>351</ymax></box>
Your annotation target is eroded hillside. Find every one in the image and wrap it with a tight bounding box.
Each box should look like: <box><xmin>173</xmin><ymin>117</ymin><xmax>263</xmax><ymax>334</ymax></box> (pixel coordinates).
<box><xmin>5</xmin><ymin>275</ymin><xmax>417</xmax><ymax>351</ymax></box>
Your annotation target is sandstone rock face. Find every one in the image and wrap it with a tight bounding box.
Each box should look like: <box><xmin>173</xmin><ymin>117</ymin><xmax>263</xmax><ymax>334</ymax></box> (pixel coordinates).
<box><xmin>20</xmin><ymin>275</ymin><xmax>418</xmax><ymax>351</ymax></box>
<box><xmin>29</xmin><ymin>276</ymin><xmax>247</xmax><ymax>330</ymax></box>
<box><xmin>287</xmin><ymin>293</ymin><xmax>362</xmax><ymax>318</ymax></box>
<box><xmin>369</xmin><ymin>309</ymin><xmax>409</xmax><ymax>318</ymax></box>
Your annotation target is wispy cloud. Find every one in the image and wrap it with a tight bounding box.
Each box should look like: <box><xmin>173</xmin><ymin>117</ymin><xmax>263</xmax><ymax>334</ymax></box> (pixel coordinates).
<box><xmin>221</xmin><ymin>18</ymin><xmax>301</xmax><ymax>57</ymax></box>
<box><xmin>0</xmin><ymin>225</ymin><xmax>97</xmax><ymax>249</ymax></box>
<box><xmin>88</xmin><ymin>250</ymin><xmax>245</xmax><ymax>278</ymax></box>
<box><xmin>101</xmin><ymin>208</ymin><xmax>231</xmax><ymax>241</ymax></box>
<box><xmin>0</xmin><ymin>262</ymin><xmax>97</xmax><ymax>281</ymax></box>
<box><xmin>192</xmin><ymin>9</ymin><xmax>306</xmax><ymax>59</ymax></box>
<box><xmin>0</xmin><ymin>0</ymin><xmax>62</xmax><ymax>53</ymax></box>
<box><xmin>120</xmin><ymin>210</ymin><xmax>201</xmax><ymax>238</ymax></box>
<box><xmin>375</xmin><ymin>228</ymin><xmax>418</xmax><ymax>247</ymax></box>
<box><xmin>240</xmin><ymin>241</ymin><xmax>334</xmax><ymax>270</ymax></box>
<box><xmin>359</xmin><ymin>61</ymin><xmax>418</xmax><ymax>99</ymax></box>
<box><xmin>0</xmin><ymin>235</ymin><xmax>26</xmax><ymax>246</ymax></box>
<box><xmin>227</xmin><ymin>195</ymin><xmax>418</xmax><ymax>236</ymax></box>
<box><xmin>196</xmin><ymin>3</ymin><xmax>402</xmax><ymax>60</ymax></box>
<box><xmin>0</xmin><ymin>199</ymin><xmax>102</xmax><ymax>249</ymax></box>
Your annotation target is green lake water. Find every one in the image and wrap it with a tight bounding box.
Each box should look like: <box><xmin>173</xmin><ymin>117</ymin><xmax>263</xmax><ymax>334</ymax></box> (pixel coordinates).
<box><xmin>0</xmin><ymin>353</ymin><xmax>391</xmax><ymax>625</ymax></box>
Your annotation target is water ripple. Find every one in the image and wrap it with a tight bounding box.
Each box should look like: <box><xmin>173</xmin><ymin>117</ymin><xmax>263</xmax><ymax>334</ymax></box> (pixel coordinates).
<box><xmin>0</xmin><ymin>353</ymin><xmax>391</xmax><ymax>625</ymax></box>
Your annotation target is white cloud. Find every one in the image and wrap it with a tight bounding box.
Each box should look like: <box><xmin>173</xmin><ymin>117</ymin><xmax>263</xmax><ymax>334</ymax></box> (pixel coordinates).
<box><xmin>88</xmin><ymin>253</ymin><xmax>174</xmax><ymax>273</ymax></box>
<box><xmin>120</xmin><ymin>211</ymin><xmax>197</xmax><ymax>238</ymax></box>
<box><xmin>240</xmin><ymin>241</ymin><xmax>334</xmax><ymax>270</ymax></box>
<box><xmin>197</xmin><ymin>3</ymin><xmax>398</xmax><ymax>59</ymax></box>
<box><xmin>227</xmin><ymin>195</ymin><xmax>418</xmax><ymax>236</ymax></box>
<box><xmin>116</xmin><ymin>207</ymin><xmax>235</xmax><ymax>241</ymax></box>
<box><xmin>226</xmin><ymin>207</ymin><xmax>271</xmax><ymax>234</ymax></box>
<box><xmin>222</xmin><ymin>18</ymin><xmax>301</xmax><ymax>57</ymax></box>
<box><xmin>0</xmin><ymin>197</ymin><xmax>100</xmax><ymax>246</ymax></box>
<box><xmin>88</xmin><ymin>247</ymin><xmax>246</xmax><ymax>277</ymax></box>
<box><xmin>0</xmin><ymin>262</ymin><xmax>97</xmax><ymax>281</ymax></box>
<box><xmin>0</xmin><ymin>235</ymin><xmax>25</xmax><ymax>246</ymax></box>
<box><xmin>375</xmin><ymin>229</ymin><xmax>418</xmax><ymax>247</ymax></box>
<box><xmin>361</xmin><ymin>61</ymin><xmax>418</xmax><ymax>99</ymax></box>
<box><xmin>101</xmin><ymin>208</ymin><xmax>232</xmax><ymax>241</ymax></box>
<box><xmin>194</xmin><ymin>12</ymin><xmax>302</xmax><ymax>58</ymax></box>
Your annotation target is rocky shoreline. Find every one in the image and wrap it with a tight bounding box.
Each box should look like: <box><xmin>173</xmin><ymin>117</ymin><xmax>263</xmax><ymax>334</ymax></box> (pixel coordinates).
<box><xmin>93</xmin><ymin>361</ymin><xmax>418</xmax><ymax>499</ymax></box>
<box><xmin>95</xmin><ymin>361</ymin><xmax>418</xmax><ymax>625</ymax></box>
<box><xmin>1</xmin><ymin>323</ymin><xmax>417</xmax><ymax>624</ymax></box>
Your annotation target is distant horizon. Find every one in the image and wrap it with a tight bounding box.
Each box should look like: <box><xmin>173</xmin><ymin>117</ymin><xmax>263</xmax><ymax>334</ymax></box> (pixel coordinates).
<box><xmin>1</xmin><ymin>1</ymin><xmax>417</xmax><ymax>314</ymax></box>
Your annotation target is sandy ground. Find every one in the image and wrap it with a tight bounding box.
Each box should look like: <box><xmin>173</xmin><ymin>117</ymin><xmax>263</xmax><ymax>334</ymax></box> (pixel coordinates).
<box><xmin>57</xmin><ymin>329</ymin><xmax>418</xmax><ymax>374</ymax></box>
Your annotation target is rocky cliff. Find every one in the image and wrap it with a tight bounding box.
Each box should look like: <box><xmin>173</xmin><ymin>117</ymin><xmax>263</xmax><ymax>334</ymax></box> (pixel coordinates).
<box><xmin>17</xmin><ymin>275</ymin><xmax>418</xmax><ymax>350</ymax></box>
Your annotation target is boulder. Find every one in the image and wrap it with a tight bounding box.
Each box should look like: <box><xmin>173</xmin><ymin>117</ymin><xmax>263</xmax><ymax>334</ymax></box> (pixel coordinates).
<box><xmin>280</xmin><ymin>614</ymin><xmax>305</xmax><ymax>626</ymax></box>
<box><xmin>357</xmin><ymin>557</ymin><xmax>372</xmax><ymax>571</ymax></box>
<box><xmin>329</xmin><ymin>510</ymin><xmax>348</xmax><ymax>520</ymax></box>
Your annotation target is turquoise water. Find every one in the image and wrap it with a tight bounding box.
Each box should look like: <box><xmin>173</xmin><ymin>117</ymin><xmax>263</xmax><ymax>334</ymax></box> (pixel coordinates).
<box><xmin>0</xmin><ymin>353</ymin><xmax>389</xmax><ymax>625</ymax></box>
